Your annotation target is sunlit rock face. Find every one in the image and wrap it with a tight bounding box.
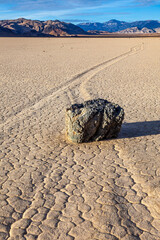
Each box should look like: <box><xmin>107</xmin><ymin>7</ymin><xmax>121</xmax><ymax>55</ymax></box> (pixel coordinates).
<box><xmin>66</xmin><ymin>99</ymin><xmax>124</xmax><ymax>143</ymax></box>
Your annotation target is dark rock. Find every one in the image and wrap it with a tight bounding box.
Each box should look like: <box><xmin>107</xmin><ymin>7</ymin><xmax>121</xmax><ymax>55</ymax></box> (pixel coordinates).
<box><xmin>65</xmin><ymin>99</ymin><xmax>124</xmax><ymax>143</ymax></box>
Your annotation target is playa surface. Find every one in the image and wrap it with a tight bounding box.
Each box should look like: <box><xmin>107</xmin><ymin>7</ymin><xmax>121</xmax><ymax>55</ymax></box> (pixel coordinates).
<box><xmin>0</xmin><ymin>37</ymin><xmax>160</xmax><ymax>240</ymax></box>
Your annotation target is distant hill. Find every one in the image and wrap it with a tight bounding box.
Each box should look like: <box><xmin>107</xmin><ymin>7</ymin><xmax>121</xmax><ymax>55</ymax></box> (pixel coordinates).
<box><xmin>78</xmin><ymin>19</ymin><xmax>160</xmax><ymax>33</ymax></box>
<box><xmin>118</xmin><ymin>27</ymin><xmax>155</xmax><ymax>34</ymax></box>
<box><xmin>0</xmin><ymin>18</ymin><xmax>87</xmax><ymax>37</ymax></box>
<box><xmin>87</xmin><ymin>30</ymin><xmax>109</xmax><ymax>35</ymax></box>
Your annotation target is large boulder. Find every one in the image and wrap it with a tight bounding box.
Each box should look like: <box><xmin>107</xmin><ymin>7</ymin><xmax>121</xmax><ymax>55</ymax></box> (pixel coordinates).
<box><xmin>65</xmin><ymin>99</ymin><xmax>124</xmax><ymax>143</ymax></box>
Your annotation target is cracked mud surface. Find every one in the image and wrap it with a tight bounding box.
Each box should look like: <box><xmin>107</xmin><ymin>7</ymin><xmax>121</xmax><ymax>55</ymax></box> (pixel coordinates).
<box><xmin>0</xmin><ymin>38</ymin><xmax>160</xmax><ymax>240</ymax></box>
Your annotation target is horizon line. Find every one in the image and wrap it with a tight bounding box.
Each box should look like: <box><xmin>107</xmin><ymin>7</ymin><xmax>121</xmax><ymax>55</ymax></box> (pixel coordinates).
<box><xmin>0</xmin><ymin>17</ymin><xmax>160</xmax><ymax>23</ymax></box>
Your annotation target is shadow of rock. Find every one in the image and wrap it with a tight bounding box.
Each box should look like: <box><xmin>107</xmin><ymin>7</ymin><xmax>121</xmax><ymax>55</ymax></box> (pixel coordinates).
<box><xmin>119</xmin><ymin>120</ymin><xmax>160</xmax><ymax>139</ymax></box>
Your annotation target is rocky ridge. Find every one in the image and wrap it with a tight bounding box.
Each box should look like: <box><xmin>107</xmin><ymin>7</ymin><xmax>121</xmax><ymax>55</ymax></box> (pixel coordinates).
<box><xmin>78</xmin><ymin>19</ymin><xmax>160</xmax><ymax>33</ymax></box>
<box><xmin>117</xmin><ymin>27</ymin><xmax>155</xmax><ymax>34</ymax></box>
<box><xmin>0</xmin><ymin>18</ymin><xmax>87</xmax><ymax>37</ymax></box>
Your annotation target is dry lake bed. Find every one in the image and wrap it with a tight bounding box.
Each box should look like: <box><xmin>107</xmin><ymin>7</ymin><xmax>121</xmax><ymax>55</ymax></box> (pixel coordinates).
<box><xmin>0</xmin><ymin>37</ymin><xmax>160</xmax><ymax>240</ymax></box>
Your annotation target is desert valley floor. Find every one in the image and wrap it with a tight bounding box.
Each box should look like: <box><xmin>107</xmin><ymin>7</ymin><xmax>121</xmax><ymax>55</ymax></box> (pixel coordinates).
<box><xmin>0</xmin><ymin>37</ymin><xmax>160</xmax><ymax>240</ymax></box>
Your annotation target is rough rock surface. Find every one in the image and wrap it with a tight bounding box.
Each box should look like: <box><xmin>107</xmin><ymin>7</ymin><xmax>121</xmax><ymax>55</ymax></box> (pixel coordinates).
<box><xmin>66</xmin><ymin>99</ymin><xmax>124</xmax><ymax>143</ymax></box>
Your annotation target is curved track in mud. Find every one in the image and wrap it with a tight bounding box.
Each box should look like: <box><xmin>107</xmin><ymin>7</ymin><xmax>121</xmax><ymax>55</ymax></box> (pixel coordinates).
<box><xmin>0</xmin><ymin>38</ymin><xmax>160</xmax><ymax>240</ymax></box>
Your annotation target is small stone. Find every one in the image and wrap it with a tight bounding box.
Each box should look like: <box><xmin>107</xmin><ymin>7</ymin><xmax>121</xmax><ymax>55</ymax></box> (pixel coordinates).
<box><xmin>66</xmin><ymin>99</ymin><xmax>124</xmax><ymax>143</ymax></box>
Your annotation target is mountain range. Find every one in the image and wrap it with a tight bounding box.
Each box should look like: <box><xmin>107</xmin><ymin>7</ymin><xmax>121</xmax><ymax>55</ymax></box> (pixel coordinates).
<box><xmin>77</xmin><ymin>19</ymin><xmax>160</xmax><ymax>33</ymax></box>
<box><xmin>0</xmin><ymin>18</ymin><xmax>160</xmax><ymax>37</ymax></box>
<box><xmin>0</xmin><ymin>18</ymin><xmax>86</xmax><ymax>37</ymax></box>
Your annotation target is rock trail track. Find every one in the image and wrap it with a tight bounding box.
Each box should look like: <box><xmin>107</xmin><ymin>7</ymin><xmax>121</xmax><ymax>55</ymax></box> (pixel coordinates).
<box><xmin>0</xmin><ymin>43</ymin><xmax>143</xmax><ymax>128</ymax></box>
<box><xmin>0</xmin><ymin>38</ymin><xmax>160</xmax><ymax>240</ymax></box>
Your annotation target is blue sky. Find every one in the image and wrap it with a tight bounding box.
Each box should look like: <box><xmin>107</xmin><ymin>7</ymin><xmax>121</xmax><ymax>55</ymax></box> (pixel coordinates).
<box><xmin>0</xmin><ymin>0</ymin><xmax>160</xmax><ymax>23</ymax></box>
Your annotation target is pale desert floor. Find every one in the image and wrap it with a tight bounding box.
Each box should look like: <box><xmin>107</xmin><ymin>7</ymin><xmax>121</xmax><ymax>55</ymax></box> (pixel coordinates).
<box><xmin>0</xmin><ymin>37</ymin><xmax>160</xmax><ymax>240</ymax></box>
